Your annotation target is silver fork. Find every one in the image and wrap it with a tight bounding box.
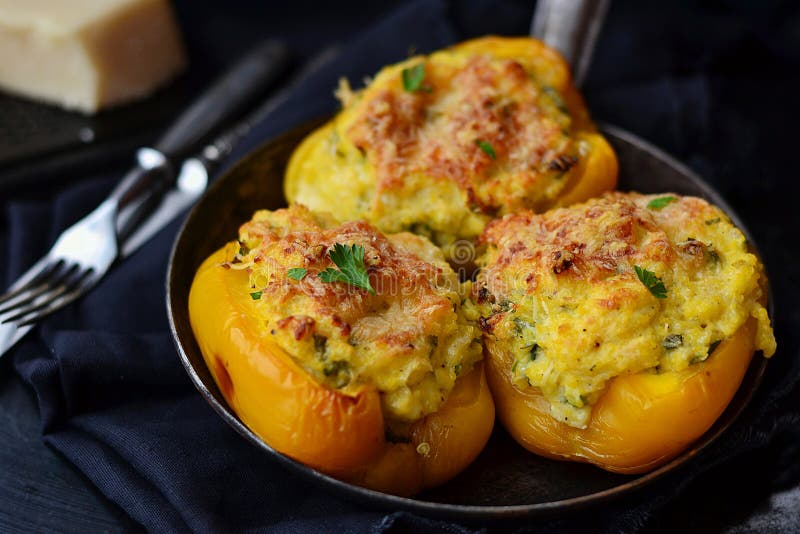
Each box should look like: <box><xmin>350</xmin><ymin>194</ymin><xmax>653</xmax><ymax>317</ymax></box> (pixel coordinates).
<box><xmin>0</xmin><ymin>39</ymin><xmax>289</xmax><ymax>333</ymax></box>
<box><xmin>0</xmin><ymin>144</ymin><xmax>173</xmax><ymax>327</ymax></box>
<box><xmin>0</xmin><ymin>198</ymin><xmax>119</xmax><ymax>326</ymax></box>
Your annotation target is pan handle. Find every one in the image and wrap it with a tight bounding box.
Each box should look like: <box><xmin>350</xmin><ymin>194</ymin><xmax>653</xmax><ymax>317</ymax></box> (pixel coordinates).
<box><xmin>530</xmin><ymin>0</ymin><xmax>611</xmax><ymax>87</ymax></box>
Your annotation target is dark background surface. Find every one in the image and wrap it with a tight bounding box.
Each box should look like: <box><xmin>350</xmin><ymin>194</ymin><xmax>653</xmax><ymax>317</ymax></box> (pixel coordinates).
<box><xmin>1</xmin><ymin>0</ymin><xmax>799</xmax><ymax>532</ymax></box>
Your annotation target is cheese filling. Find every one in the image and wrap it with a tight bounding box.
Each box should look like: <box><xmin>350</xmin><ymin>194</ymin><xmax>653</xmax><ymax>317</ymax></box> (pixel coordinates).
<box><xmin>225</xmin><ymin>205</ymin><xmax>482</xmax><ymax>427</ymax></box>
<box><xmin>475</xmin><ymin>193</ymin><xmax>776</xmax><ymax>428</ymax></box>
<box><xmin>285</xmin><ymin>37</ymin><xmax>611</xmax><ymax>247</ymax></box>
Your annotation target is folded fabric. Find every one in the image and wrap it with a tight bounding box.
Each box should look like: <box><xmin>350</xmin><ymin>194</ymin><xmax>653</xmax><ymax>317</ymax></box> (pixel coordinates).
<box><xmin>3</xmin><ymin>0</ymin><xmax>799</xmax><ymax>532</ymax></box>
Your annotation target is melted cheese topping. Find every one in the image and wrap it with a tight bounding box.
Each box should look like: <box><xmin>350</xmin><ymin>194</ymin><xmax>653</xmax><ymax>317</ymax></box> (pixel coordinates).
<box><xmin>225</xmin><ymin>205</ymin><xmax>482</xmax><ymax>427</ymax></box>
<box><xmin>474</xmin><ymin>192</ymin><xmax>776</xmax><ymax>428</ymax></box>
<box><xmin>286</xmin><ymin>37</ymin><xmax>609</xmax><ymax>247</ymax></box>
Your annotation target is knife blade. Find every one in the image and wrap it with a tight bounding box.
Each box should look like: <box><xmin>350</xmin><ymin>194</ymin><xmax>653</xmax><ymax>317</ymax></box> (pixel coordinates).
<box><xmin>119</xmin><ymin>45</ymin><xmax>341</xmax><ymax>259</ymax></box>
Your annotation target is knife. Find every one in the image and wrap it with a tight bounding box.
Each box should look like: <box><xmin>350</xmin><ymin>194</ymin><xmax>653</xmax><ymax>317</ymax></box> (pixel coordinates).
<box><xmin>1</xmin><ymin>39</ymin><xmax>291</xmax><ymax>358</ymax></box>
<box><xmin>119</xmin><ymin>45</ymin><xmax>341</xmax><ymax>259</ymax></box>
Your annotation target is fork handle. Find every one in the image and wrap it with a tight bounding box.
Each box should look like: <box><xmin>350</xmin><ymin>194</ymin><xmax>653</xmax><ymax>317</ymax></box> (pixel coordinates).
<box><xmin>108</xmin><ymin>39</ymin><xmax>290</xmax><ymax>209</ymax></box>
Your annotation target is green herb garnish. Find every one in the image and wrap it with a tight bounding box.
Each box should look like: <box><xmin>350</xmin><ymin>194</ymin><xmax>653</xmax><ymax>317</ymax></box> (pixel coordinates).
<box><xmin>475</xmin><ymin>139</ymin><xmax>497</xmax><ymax>160</ymax></box>
<box><xmin>313</xmin><ymin>334</ymin><xmax>327</xmax><ymax>356</ymax></box>
<box><xmin>662</xmin><ymin>334</ymin><xmax>683</xmax><ymax>350</ymax></box>
<box><xmin>647</xmin><ymin>196</ymin><xmax>677</xmax><ymax>210</ymax></box>
<box><xmin>454</xmin><ymin>364</ymin><xmax>462</xmax><ymax>376</ymax></box>
<box><xmin>323</xmin><ymin>360</ymin><xmax>349</xmax><ymax>377</ymax></box>
<box><xmin>542</xmin><ymin>86</ymin><xmax>570</xmax><ymax>115</ymax></box>
<box><xmin>708</xmin><ymin>339</ymin><xmax>722</xmax><ymax>355</ymax></box>
<box><xmin>634</xmin><ymin>265</ymin><xmax>667</xmax><ymax>299</ymax></box>
<box><xmin>287</xmin><ymin>267</ymin><xmax>307</xmax><ymax>281</ymax></box>
<box><xmin>705</xmin><ymin>218</ymin><xmax>721</xmax><ymax>225</ymax></box>
<box><xmin>323</xmin><ymin>360</ymin><xmax>351</xmax><ymax>388</ymax></box>
<box><xmin>492</xmin><ymin>299</ymin><xmax>513</xmax><ymax>314</ymax></box>
<box><xmin>402</xmin><ymin>63</ymin><xmax>430</xmax><ymax>93</ymax></box>
<box><xmin>408</xmin><ymin>222</ymin><xmax>433</xmax><ymax>238</ymax></box>
<box><xmin>319</xmin><ymin>243</ymin><xmax>376</xmax><ymax>294</ymax></box>
<box><xmin>706</xmin><ymin>246</ymin><xmax>721</xmax><ymax>266</ymax></box>
<box><xmin>512</xmin><ymin>316</ymin><xmax>535</xmax><ymax>334</ymax></box>
<box><xmin>250</xmin><ymin>291</ymin><xmax>262</xmax><ymax>300</ymax></box>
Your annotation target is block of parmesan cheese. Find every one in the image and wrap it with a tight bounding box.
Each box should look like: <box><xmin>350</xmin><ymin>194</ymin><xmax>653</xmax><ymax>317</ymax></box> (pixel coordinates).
<box><xmin>0</xmin><ymin>0</ymin><xmax>187</xmax><ymax>113</ymax></box>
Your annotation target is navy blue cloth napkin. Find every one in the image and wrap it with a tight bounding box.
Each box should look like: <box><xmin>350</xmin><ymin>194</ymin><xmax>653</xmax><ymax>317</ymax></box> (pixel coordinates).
<box><xmin>2</xmin><ymin>0</ymin><xmax>799</xmax><ymax>532</ymax></box>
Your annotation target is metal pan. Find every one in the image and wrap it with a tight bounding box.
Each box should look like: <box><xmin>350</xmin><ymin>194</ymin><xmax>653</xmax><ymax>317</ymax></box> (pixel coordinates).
<box><xmin>167</xmin><ymin>0</ymin><xmax>771</xmax><ymax>521</ymax></box>
<box><xmin>166</xmin><ymin>116</ymin><xmax>770</xmax><ymax>520</ymax></box>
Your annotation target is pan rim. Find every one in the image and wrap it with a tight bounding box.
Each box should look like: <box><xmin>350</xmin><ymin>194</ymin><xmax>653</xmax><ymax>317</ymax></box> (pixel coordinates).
<box><xmin>165</xmin><ymin>120</ymin><xmax>770</xmax><ymax>520</ymax></box>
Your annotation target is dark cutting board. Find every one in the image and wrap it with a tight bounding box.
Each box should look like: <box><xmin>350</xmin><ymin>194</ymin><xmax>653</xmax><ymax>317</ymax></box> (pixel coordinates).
<box><xmin>0</xmin><ymin>76</ymin><xmax>201</xmax><ymax>192</ymax></box>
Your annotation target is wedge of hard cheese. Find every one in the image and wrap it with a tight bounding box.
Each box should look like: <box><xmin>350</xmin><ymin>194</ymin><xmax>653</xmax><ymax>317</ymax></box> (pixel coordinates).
<box><xmin>0</xmin><ymin>0</ymin><xmax>186</xmax><ymax>113</ymax></box>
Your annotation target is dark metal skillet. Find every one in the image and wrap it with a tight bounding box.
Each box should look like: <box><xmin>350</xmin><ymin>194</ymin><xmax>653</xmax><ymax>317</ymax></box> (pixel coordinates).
<box><xmin>166</xmin><ymin>1</ymin><xmax>773</xmax><ymax>523</ymax></box>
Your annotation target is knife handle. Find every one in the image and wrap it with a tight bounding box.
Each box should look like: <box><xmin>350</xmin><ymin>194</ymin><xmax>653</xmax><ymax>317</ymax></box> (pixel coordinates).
<box><xmin>114</xmin><ymin>46</ymin><xmax>342</xmax><ymax>260</ymax></box>
<box><xmin>156</xmin><ymin>39</ymin><xmax>289</xmax><ymax>159</ymax></box>
<box><xmin>108</xmin><ymin>39</ymin><xmax>290</xmax><ymax>208</ymax></box>
<box><xmin>189</xmin><ymin>45</ymin><xmax>341</xmax><ymax>178</ymax></box>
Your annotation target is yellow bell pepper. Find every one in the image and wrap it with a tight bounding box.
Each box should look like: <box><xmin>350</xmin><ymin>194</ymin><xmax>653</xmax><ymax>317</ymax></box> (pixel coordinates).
<box><xmin>284</xmin><ymin>36</ymin><xmax>618</xmax><ymax>247</ymax></box>
<box><xmin>486</xmin><ymin>318</ymin><xmax>757</xmax><ymax>473</ymax></box>
<box><xmin>189</xmin><ymin>248</ymin><xmax>495</xmax><ymax>495</ymax></box>
<box><xmin>450</xmin><ymin>37</ymin><xmax>618</xmax><ymax>209</ymax></box>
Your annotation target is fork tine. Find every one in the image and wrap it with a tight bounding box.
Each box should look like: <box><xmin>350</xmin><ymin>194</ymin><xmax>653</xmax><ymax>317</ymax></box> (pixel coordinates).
<box><xmin>15</xmin><ymin>271</ymin><xmax>98</xmax><ymax>327</ymax></box>
<box><xmin>0</xmin><ymin>267</ymin><xmax>92</xmax><ymax>324</ymax></box>
<box><xmin>0</xmin><ymin>259</ymin><xmax>64</xmax><ymax>306</ymax></box>
<box><xmin>0</xmin><ymin>261</ymin><xmax>76</xmax><ymax>315</ymax></box>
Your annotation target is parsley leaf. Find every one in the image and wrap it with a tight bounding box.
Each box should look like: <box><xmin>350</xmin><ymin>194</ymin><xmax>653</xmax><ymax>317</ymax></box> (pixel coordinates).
<box><xmin>250</xmin><ymin>291</ymin><xmax>262</xmax><ymax>300</ymax></box>
<box><xmin>634</xmin><ymin>265</ymin><xmax>667</xmax><ymax>299</ymax></box>
<box><xmin>647</xmin><ymin>196</ymin><xmax>677</xmax><ymax>210</ymax></box>
<box><xmin>319</xmin><ymin>243</ymin><xmax>376</xmax><ymax>294</ymax></box>
<box><xmin>475</xmin><ymin>139</ymin><xmax>497</xmax><ymax>159</ymax></box>
<box><xmin>287</xmin><ymin>267</ymin><xmax>307</xmax><ymax>281</ymax></box>
<box><xmin>402</xmin><ymin>63</ymin><xmax>430</xmax><ymax>93</ymax></box>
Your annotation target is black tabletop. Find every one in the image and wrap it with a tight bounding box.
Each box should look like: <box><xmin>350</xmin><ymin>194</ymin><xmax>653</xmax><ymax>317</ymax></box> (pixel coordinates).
<box><xmin>1</xmin><ymin>1</ymin><xmax>799</xmax><ymax>532</ymax></box>
<box><xmin>0</xmin><ymin>357</ymin><xmax>140</xmax><ymax>532</ymax></box>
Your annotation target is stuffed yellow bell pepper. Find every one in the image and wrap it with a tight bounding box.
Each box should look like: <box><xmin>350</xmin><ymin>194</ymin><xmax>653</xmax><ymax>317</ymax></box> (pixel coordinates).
<box><xmin>474</xmin><ymin>192</ymin><xmax>776</xmax><ymax>473</ymax></box>
<box><xmin>285</xmin><ymin>36</ymin><xmax>618</xmax><ymax>251</ymax></box>
<box><xmin>189</xmin><ymin>205</ymin><xmax>494</xmax><ymax>495</ymax></box>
